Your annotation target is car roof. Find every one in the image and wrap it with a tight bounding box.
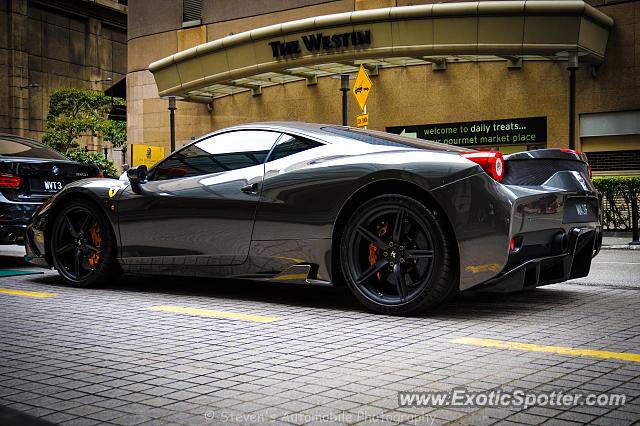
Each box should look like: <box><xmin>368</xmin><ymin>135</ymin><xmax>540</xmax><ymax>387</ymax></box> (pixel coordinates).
<box><xmin>0</xmin><ymin>133</ymin><xmax>48</xmax><ymax>147</ymax></box>
<box><xmin>0</xmin><ymin>133</ymin><xmax>73</xmax><ymax>161</ymax></box>
<box><xmin>202</xmin><ymin>121</ymin><xmax>472</xmax><ymax>153</ymax></box>
<box><xmin>196</xmin><ymin>121</ymin><xmax>337</xmax><ymax>143</ymax></box>
<box><xmin>230</xmin><ymin>121</ymin><xmax>332</xmax><ymax>132</ymax></box>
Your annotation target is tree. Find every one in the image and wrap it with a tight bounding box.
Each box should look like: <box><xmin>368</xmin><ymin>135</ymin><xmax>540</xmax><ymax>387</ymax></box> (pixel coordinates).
<box><xmin>100</xmin><ymin>119</ymin><xmax>127</xmax><ymax>149</ymax></box>
<box><xmin>42</xmin><ymin>88</ymin><xmax>126</xmax><ymax>155</ymax></box>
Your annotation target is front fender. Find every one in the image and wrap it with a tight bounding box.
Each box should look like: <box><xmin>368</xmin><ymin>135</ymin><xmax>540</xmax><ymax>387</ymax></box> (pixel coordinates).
<box><xmin>26</xmin><ymin>178</ymin><xmax>129</xmax><ymax>262</ymax></box>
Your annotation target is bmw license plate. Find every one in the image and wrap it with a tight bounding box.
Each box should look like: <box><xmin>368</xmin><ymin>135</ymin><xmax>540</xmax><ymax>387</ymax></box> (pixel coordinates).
<box><xmin>30</xmin><ymin>178</ymin><xmax>64</xmax><ymax>193</ymax></box>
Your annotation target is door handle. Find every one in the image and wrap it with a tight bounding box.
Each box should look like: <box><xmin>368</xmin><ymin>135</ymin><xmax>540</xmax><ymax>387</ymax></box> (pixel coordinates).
<box><xmin>240</xmin><ymin>183</ymin><xmax>259</xmax><ymax>194</ymax></box>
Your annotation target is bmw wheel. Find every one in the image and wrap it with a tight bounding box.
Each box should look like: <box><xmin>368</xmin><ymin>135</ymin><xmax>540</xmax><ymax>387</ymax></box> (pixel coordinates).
<box><xmin>340</xmin><ymin>194</ymin><xmax>457</xmax><ymax>315</ymax></box>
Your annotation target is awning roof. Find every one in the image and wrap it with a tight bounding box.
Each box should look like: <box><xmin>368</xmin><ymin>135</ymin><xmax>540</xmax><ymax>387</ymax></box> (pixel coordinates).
<box><xmin>149</xmin><ymin>0</ymin><xmax>614</xmax><ymax>103</ymax></box>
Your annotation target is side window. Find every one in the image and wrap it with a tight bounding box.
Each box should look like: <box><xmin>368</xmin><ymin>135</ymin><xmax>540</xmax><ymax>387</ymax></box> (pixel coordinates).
<box><xmin>267</xmin><ymin>135</ymin><xmax>322</xmax><ymax>162</ymax></box>
<box><xmin>150</xmin><ymin>131</ymin><xmax>280</xmax><ymax>181</ymax></box>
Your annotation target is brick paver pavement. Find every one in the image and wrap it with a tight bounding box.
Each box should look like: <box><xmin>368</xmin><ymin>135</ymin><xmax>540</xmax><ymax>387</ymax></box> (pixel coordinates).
<box><xmin>1</xmin><ymin>270</ymin><xmax>639</xmax><ymax>425</ymax></box>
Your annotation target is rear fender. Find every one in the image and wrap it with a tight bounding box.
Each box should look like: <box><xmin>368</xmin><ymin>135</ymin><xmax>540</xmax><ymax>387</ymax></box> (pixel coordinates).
<box><xmin>431</xmin><ymin>173</ymin><xmax>513</xmax><ymax>290</ymax></box>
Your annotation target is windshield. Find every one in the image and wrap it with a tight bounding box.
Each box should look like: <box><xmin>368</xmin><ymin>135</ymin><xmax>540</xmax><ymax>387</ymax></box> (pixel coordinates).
<box><xmin>0</xmin><ymin>137</ymin><xmax>69</xmax><ymax>160</ymax></box>
<box><xmin>321</xmin><ymin>127</ymin><xmax>473</xmax><ymax>152</ymax></box>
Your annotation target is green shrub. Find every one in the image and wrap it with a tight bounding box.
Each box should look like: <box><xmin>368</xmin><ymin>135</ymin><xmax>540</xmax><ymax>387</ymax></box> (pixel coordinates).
<box><xmin>592</xmin><ymin>176</ymin><xmax>640</xmax><ymax>196</ymax></box>
<box><xmin>592</xmin><ymin>176</ymin><xmax>640</xmax><ymax>231</ymax></box>
<box><xmin>42</xmin><ymin>88</ymin><xmax>126</xmax><ymax>155</ymax></box>
<box><xmin>67</xmin><ymin>150</ymin><xmax>118</xmax><ymax>179</ymax></box>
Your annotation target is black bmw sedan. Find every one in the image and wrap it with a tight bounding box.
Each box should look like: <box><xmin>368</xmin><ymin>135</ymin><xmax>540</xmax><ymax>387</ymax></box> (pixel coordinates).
<box><xmin>0</xmin><ymin>134</ymin><xmax>100</xmax><ymax>245</ymax></box>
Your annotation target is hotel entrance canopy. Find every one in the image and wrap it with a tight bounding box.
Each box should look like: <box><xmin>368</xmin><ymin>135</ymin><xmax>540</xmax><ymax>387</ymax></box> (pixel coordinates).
<box><xmin>149</xmin><ymin>1</ymin><xmax>614</xmax><ymax>103</ymax></box>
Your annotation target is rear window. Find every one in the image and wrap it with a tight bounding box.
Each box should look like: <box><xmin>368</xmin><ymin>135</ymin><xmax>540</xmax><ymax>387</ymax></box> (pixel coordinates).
<box><xmin>0</xmin><ymin>138</ymin><xmax>68</xmax><ymax>160</ymax></box>
<box><xmin>321</xmin><ymin>127</ymin><xmax>472</xmax><ymax>152</ymax></box>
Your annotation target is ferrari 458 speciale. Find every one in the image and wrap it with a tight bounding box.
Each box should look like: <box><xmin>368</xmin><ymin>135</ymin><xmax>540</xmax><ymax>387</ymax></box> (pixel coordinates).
<box><xmin>25</xmin><ymin>122</ymin><xmax>601</xmax><ymax>314</ymax></box>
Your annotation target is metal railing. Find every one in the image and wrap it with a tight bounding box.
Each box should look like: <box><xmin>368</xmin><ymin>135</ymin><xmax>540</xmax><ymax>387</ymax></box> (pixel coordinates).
<box><xmin>599</xmin><ymin>192</ymin><xmax>640</xmax><ymax>243</ymax></box>
<box><xmin>600</xmin><ymin>194</ymin><xmax>633</xmax><ymax>231</ymax></box>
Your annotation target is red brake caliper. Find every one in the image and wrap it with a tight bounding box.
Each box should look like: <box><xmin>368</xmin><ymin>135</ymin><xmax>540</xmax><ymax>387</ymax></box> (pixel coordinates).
<box><xmin>87</xmin><ymin>225</ymin><xmax>102</xmax><ymax>267</ymax></box>
<box><xmin>368</xmin><ymin>223</ymin><xmax>388</xmax><ymax>280</ymax></box>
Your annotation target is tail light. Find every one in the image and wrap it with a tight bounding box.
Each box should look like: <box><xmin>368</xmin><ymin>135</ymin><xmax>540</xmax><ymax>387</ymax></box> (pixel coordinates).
<box><xmin>587</xmin><ymin>164</ymin><xmax>592</xmax><ymax>179</ymax></box>
<box><xmin>460</xmin><ymin>151</ymin><xmax>505</xmax><ymax>182</ymax></box>
<box><xmin>559</xmin><ymin>148</ymin><xmax>580</xmax><ymax>154</ymax></box>
<box><xmin>0</xmin><ymin>174</ymin><xmax>21</xmax><ymax>188</ymax></box>
<box><xmin>509</xmin><ymin>235</ymin><xmax>523</xmax><ymax>253</ymax></box>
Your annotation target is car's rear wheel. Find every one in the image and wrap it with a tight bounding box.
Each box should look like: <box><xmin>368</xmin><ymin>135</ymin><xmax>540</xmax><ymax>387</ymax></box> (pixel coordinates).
<box><xmin>50</xmin><ymin>200</ymin><xmax>120</xmax><ymax>287</ymax></box>
<box><xmin>340</xmin><ymin>194</ymin><xmax>457</xmax><ymax>315</ymax></box>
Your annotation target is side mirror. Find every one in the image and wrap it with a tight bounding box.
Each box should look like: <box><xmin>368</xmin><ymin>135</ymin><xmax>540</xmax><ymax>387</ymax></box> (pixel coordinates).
<box><xmin>127</xmin><ymin>165</ymin><xmax>148</xmax><ymax>194</ymax></box>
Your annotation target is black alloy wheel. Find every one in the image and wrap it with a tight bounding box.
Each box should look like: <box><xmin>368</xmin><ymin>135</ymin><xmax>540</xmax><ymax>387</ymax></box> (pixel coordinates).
<box><xmin>50</xmin><ymin>200</ymin><xmax>120</xmax><ymax>287</ymax></box>
<box><xmin>340</xmin><ymin>194</ymin><xmax>457</xmax><ymax>315</ymax></box>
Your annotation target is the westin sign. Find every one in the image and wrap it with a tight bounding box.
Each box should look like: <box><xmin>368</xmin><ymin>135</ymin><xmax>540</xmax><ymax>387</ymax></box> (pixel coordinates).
<box><xmin>268</xmin><ymin>30</ymin><xmax>372</xmax><ymax>58</ymax></box>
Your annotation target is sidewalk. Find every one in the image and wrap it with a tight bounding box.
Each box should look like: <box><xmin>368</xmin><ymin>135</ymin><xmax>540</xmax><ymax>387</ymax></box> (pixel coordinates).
<box><xmin>602</xmin><ymin>236</ymin><xmax>640</xmax><ymax>250</ymax></box>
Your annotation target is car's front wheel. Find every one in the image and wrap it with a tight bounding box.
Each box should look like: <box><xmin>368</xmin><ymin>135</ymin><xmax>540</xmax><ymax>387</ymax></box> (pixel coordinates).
<box><xmin>340</xmin><ymin>194</ymin><xmax>457</xmax><ymax>315</ymax></box>
<box><xmin>50</xmin><ymin>199</ymin><xmax>121</xmax><ymax>287</ymax></box>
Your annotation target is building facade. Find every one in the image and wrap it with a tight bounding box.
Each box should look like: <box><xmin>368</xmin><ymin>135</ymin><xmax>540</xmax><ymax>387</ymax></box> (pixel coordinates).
<box><xmin>1</xmin><ymin>0</ymin><xmax>126</xmax><ymax>156</ymax></box>
<box><xmin>128</xmin><ymin>0</ymin><xmax>640</xmax><ymax>176</ymax></box>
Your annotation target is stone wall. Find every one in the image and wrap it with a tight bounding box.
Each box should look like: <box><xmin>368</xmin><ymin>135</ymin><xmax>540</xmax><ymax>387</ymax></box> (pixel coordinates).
<box><xmin>0</xmin><ymin>0</ymin><xmax>126</xmax><ymax>153</ymax></box>
<box><xmin>126</xmin><ymin>0</ymin><xmax>640</xmax><ymax>165</ymax></box>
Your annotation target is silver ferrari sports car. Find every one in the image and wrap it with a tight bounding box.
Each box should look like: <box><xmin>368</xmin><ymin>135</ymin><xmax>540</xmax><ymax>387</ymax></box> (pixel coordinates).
<box><xmin>25</xmin><ymin>122</ymin><xmax>601</xmax><ymax>314</ymax></box>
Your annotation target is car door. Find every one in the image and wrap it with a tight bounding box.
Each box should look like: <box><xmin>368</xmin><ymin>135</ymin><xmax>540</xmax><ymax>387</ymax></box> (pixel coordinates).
<box><xmin>252</xmin><ymin>134</ymin><xmax>326</xmax><ymax>241</ymax></box>
<box><xmin>117</xmin><ymin>130</ymin><xmax>281</xmax><ymax>265</ymax></box>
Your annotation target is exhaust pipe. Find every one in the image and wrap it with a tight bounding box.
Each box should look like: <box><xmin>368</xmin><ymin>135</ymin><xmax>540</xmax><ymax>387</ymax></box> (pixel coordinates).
<box><xmin>552</xmin><ymin>231</ymin><xmax>568</xmax><ymax>254</ymax></box>
<box><xmin>593</xmin><ymin>229</ymin><xmax>603</xmax><ymax>258</ymax></box>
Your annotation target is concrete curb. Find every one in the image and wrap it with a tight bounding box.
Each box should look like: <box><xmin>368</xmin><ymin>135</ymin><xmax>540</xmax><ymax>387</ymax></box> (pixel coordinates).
<box><xmin>601</xmin><ymin>244</ymin><xmax>640</xmax><ymax>250</ymax></box>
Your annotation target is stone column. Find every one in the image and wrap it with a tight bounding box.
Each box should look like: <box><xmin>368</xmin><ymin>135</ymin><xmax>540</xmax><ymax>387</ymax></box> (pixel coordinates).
<box><xmin>7</xmin><ymin>0</ymin><xmax>29</xmax><ymax>135</ymax></box>
<box><xmin>85</xmin><ymin>17</ymin><xmax>101</xmax><ymax>83</ymax></box>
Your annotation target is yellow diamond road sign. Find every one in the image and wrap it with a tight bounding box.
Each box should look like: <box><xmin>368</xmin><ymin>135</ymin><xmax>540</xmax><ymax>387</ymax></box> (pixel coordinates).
<box><xmin>352</xmin><ymin>65</ymin><xmax>372</xmax><ymax>111</ymax></box>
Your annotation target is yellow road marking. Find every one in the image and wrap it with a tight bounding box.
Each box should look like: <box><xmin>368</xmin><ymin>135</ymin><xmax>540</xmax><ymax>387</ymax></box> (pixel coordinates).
<box><xmin>453</xmin><ymin>337</ymin><xmax>640</xmax><ymax>363</ymax></box>
<box><xmin>147</xmin><ymin>305</ymin><xmax>284</xmax><ymax>323</ymax></box>
<box><xmin>0</xmin><ymin>287</ymin><xmax>58</xmax><ymax>298</ymax></box>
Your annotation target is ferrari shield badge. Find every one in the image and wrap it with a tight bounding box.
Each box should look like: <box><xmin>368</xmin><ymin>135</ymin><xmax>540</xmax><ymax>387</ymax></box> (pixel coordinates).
<box><xmin>108</xmin><ymin>186</ymin><xmax>120</xmax><ymax>198</ymax></box>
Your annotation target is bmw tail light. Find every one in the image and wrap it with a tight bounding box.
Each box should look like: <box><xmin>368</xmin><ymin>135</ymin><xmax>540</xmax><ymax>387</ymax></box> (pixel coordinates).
<box><xmin>460</xmin><ymin>151</ymin><xmax>505</xmax><ymax>182</ymax></box>
<box><xmin>0</xmin><ymin>174</ymin><xmax>21</xmax><ymax>188</ymax></box>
